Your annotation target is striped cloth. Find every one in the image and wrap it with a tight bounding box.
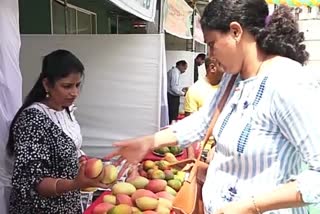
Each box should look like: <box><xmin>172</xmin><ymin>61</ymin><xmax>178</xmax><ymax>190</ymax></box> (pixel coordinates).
<box><xmin>170</xmin><ymin>57</ymin><xmax>320</xmax><ymax>214</ymax></box>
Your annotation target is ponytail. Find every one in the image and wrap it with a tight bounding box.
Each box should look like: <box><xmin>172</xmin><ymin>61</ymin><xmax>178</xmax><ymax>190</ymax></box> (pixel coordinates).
<box><xmin>6</xmin><ymin>75</ymin><xmax>47</xmax><ymax>156</ymax></box>
<box><xmin>256</xmin><ymin>5</ymin><xmax>309</xmax><ymax>65</ymax></box>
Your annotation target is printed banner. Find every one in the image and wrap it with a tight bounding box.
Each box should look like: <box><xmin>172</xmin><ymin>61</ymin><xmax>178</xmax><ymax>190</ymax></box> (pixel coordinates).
<box><xmin>163</xmin><ymin>0</ymin><xmax>193</xmax><ymax>39</ymax></box>
<box><xmin>193</xmin><ymin>13</ymin><xmax>205</xmax><ymax>44</ymax></box>
<box><xmin>265</xmin><ymin>0</ymin><xmax>320</xmax><ymax>6</ymax></box>
<box><xmin>109</xmin><ymin>0</ymin><xmax>157</xmax><ymax>22</ymax></box>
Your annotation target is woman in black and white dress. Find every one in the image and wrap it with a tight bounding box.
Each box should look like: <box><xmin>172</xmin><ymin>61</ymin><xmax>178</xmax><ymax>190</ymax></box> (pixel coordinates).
<box><xmin>7</xmin><ymin>50</ymin><xmax>107</xmax><ymax>214</ymax></box>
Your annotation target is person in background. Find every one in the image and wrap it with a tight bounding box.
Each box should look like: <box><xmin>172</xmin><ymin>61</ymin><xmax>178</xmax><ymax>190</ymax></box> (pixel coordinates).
<box><xmin>107</xmin><ymin>1</ymin><xmax>320</xmax><ymax>214</ymax></box>
<box><xmin>185</xmin><ymin>57</ymin><xmax>224</xmax><ymax>159</ymax></box>
<box><xmin>7</xmin><ymin>50</ymin><xmax>108</xmax><ymax>214</ymax></box>
<box><xmin>194</xmin><ymin>53</ymin><xmax>206</xmax><ymax>83</ymax></box>
<box><xmin>167</xmin><ymin>60</ymin><xmax>188</xmax><ymax>124</ymax></box>
<box><xmin>185</xmin><ymin>57</ymin><xmax>223</xmax><ymax>116</ymax></box>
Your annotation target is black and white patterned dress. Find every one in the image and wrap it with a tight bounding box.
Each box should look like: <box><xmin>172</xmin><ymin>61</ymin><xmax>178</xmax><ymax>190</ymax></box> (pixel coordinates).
<box><xmin>9</xmin><ymin>107</ymin><xmax>82</xmax><ymax>214</ymax></box>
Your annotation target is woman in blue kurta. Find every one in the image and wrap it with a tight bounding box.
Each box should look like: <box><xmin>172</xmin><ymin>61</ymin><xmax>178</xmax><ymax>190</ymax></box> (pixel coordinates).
<box><xmin>107</xmin><ymin>1</ymin><xmax>320</xmax><ymax>214</ymax></box>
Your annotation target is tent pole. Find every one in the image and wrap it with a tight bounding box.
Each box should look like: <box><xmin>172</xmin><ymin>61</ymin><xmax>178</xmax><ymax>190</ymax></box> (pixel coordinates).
<box><xmin>159</xmin><ymin>0</ymin><xmax>164</xmax><ymax>33</ymax></box>
<box><xmin>63</xmin><ymin>0</ymin><xmax>68</xmax><ymax>34</ymax></box>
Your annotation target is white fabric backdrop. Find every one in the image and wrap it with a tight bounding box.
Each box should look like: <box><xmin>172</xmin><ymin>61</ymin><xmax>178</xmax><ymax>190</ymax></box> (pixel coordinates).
<box><xmin>0</xmin><ymin>0</ymin><xmax>22</xmax><ymax>213</ymax></box>
<box><xmin>20</xmin><ymin>35</ymin><xmax>164</xmax><ymax>157</ymax></box>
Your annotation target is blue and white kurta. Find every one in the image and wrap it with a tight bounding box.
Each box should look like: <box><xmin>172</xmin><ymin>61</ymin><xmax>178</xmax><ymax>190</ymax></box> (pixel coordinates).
<box><xmin>171</xmin><ymin>57</ymin><xmax>320</xmax><ymax>214</ymax></box>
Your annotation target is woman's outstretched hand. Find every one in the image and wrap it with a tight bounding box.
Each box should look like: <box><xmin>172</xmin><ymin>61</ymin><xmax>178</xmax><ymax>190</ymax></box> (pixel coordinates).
<box><xmin>105</xmin><ymin>135</ymin><xmax>155</xmax><ymax>164</ymax></box>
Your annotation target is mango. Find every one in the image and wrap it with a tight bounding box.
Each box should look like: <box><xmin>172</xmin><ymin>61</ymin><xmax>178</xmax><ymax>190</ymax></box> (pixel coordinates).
<box><xmin>150</xmin><ymin>169</ymin><xmax>165</xmax><ymax>180</ymax></box>
<box><xmin>131</xmin><ymin>189</ymin><xmax>158</xmax><ymax>202</ymax></box>
<box><xmin>101</xmin><ymin>164</ymin><xmax>118</xmax><ymax>184</ymax></box>
<box><xmin>173</xmin><ymin>175</ymin><xmax>182</xmax><ymax>183</ymax></box>
<box><xmin>147</xmin><ymin>169</ymin><xmax>155</xmax><ymax>179</ymax></box>
<box><xmin>93</xmin><ymin>202</ymin><xmax>114</xmax><ymax>214</ymax></box>
<box><xmin>154</xmin><ymin>146</ymin><xmax>170</xmax><ymax>155</ymax></box>
<box><xmin>175</xmin><ymin>171</ymin><xmax>186</xmax><ymax>182</ymax></box>
<box><xmin>103</xmin><ymin>195</ymin><xmax>116</xmax><ymax>205</ymax></box>
<box><xmin>127</xmin><ymin>176</ymin><xmax>149</xmax><ymax>189</ymax></box>
<box><xmin>81</xmin><ymin>187</ymin><xmax>97</xmax><ymax>192</ymax></box>
<box><xmin>156</xmin><ymin>206</ymin><xmax>171</xmax><ymax>214</ymax></box>
<box><xmin>132</xmin><ymin>207</ymin><xmax>142</xmax><ymax>214</ymax></box>
<box><xmin>156</xmin><ymin>160</ymin><xmax>170</xmax><ymax>171</ymax></box>
<box><xmin>168</xmin><ymin>179</ymin><xmax>182</xmax><ymax>191</ymax></box>
<box><xmin>116</xmin><ymin>194</ymin><xmax>133</xmax><ymax>206</ymax></box>
<box><xmin>164</xmin><ymin>170</ymin><xmax>174</xmax><ymax>180</ymax></box>
<box><xmin>164</xmin><ymin>153</ymin><xmax>177</xmax><ymax>163</ymax></box>
<box><xmin>143</xmin><ymin>160</ymin><xmax>155</xmax><ymax>171</ymax></box>
<box><xmin>112</xmin><ymin>182</ymin><xmax>136</xmax><ymax>196</ymax></box>
<box><xmin>142</xmin><ymin>211</ymin><xmax>158</xmax><ymax>214</ymax></box>
<box><xmin>146</xmin><ymin>179</ymin><xmax>167</xmax><ymax>193</ymax></box>
<box><xmin>169</xmin><ymin>146</ymin><xmax>182</xmax><ymax>155</ymax></box>
<box><xmin>85</xmin><ymin>158</ymin><xmax>103</xmax><ymax>178</ymax></box>
<box><xmin>156</xmin><ymin>191</ymin><xmax>175</xmax><ymax>201</ymax></box>
<box><xmin>171</xmin><ymin>168</ymin><xmax>178</xmax><ymax>175</ymax></box>
<box><xmin>135</xmin><ymin>197</ymin><xmax>159</xmax><ymax>211</ymax></box>
<box><xmin>158</xmin><ymin>198</ymin><xmax>173</xmax><ymax>209</ymax></box>
<box><xmin>138</xmin><ymin>169</ymin><xmax>148</xmax><ymax>178</ymax></box>
<box><xmin>165</xmin><ymin>186</ymin><xmax>177</xmax><ymax>196</ymax></box>
<box><xmin>108</xmin><ymin>204</ymin><xmax>132</xmax><ymax>214</ymax></box>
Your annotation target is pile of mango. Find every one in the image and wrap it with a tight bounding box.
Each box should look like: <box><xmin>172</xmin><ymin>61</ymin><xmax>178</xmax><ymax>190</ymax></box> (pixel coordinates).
<box><xmin>153</xmin><ymin>146</ymin><xmax>183</xmax><ymax>156</ymax></box>
<box><xmin>92</xmin><ymin>153</ymin><xmax>186</xmax><ymax>214</ymax></box>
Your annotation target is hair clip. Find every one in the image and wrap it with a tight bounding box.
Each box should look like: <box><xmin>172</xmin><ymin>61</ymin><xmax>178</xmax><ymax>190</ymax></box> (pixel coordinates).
<box><xmin>265</xmin><ymin>14</ymin><xmax>272</xmax><ymax>27</ymax></box>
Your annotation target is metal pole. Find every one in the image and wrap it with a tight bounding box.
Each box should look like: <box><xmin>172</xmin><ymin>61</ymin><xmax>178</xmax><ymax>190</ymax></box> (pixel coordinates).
<box><xmin>116</xmin><ymin>15</ymin><xmax>119</xmax><ymax>34</ymax></box>
<box><xmin>64</xmin><ymin>0</ymin><xmax>68</xmax><ymax>34</ymax></box>
<box><xmin>192</xmin><ymin>4</ymin><xmax>196</xmax><ymax>52</ymax></box>
<box><xmin>159</xmin><ymin>0</ymin><xmax>164</xmax><ymax>33</ymax></box>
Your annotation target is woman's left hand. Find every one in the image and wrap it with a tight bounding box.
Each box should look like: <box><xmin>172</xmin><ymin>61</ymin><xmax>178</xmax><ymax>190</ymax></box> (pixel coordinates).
<box><xmin>214</xmin><ymin>200</ymin><xmax>258</xmax><ymax>214</ymax></box>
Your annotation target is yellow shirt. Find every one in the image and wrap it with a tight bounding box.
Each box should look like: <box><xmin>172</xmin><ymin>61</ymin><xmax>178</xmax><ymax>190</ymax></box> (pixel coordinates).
<box><xmin>184</xmin><ymin>77</ymin><xmax>219</xmax><ymax>151</ymax></box>
<box><xmin>184</xmin><ymin>77</ymin><xmax>220</xmax><ymax>113</ymax></box>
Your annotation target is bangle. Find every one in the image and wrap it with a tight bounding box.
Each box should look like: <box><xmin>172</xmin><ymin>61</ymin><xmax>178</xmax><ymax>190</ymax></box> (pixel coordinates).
<box><xmin>252</xmin><ymin>196</ymin><xmax>262</xmax><ymax>214</ymax></box>
<box><xmin>54</xmin><ymin>178</ymin><xmax>62</xmax><ymax>196</ymax></box>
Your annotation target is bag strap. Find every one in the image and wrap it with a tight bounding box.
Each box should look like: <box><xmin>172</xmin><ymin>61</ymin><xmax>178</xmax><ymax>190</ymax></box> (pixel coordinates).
<box><xmin>197</xmin><ymin>74</ymin><xmax>237</xmax><ymax>161</ymax></box>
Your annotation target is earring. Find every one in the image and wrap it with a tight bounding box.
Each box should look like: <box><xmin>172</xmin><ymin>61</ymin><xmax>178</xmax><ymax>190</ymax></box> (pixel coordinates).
<box><xmin>46</xmin><ymin>91</ymin><xmax>50</xmax><ymax>98</ymax></box>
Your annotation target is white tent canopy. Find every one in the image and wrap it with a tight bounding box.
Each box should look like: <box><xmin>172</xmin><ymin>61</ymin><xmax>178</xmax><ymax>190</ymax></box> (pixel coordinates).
<box><xmin>0</xmin><ymin>0</ymin><xmax>22</xmax><ymax>212</ymax></box>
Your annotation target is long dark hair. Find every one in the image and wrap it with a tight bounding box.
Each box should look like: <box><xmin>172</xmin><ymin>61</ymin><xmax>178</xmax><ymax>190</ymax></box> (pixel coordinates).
<box><xmin>7</xmin><ymin>49</ymin><xmax>84</xmax><ymax>156</ymax></box>
<box><xmin>201</xmin><ymin>0</ymin><xmax>309</xmax><ymax>65</ymax></box>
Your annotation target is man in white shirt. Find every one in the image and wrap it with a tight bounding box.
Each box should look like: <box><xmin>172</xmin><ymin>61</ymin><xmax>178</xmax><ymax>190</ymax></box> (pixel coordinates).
<box><xmin>167</xmin><ymin>60</ymin><xmax>188</xmax><ymax>124</ymax></box>
<box><xmin>0</xmin><ymin>0</ymin><xmax>22</xmax><ymax>213</ymax></box>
